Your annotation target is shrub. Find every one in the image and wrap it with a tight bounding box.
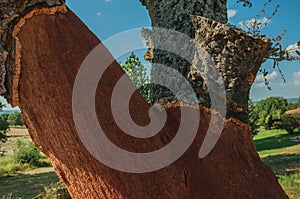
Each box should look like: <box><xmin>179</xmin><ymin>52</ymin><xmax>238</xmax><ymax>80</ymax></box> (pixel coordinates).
<box><xmin>279</xmin><ymin>113</ymin><xmax>300</xmax><ymax>134</ymax></box>
<box><xmin>0</xmin><ymin>114</ymin><xmax>10</xmax><ymax>157</ymax></box>
<box><xmin>13</xmin><ymin>140</ymin><xmax>42</xmax><ymax>166</ymax></box>
<box><xmin>0</xmin><ymin>157</ymin><xmax>21</xmax><ymax>176</ymax></box>
<box><xmin>0</xmin><ymin>114</ymin><xmax>9</xmax><ymax>134</ymax></box>
<box><xmin>7</xmin><ymin>112</ymin><xmax>24</xmax><ymax>127</ymax></box>
<box><xmin>0</xmin><ymin>131</ymin><xmax>7</xmax><ymax>143</ymax></box>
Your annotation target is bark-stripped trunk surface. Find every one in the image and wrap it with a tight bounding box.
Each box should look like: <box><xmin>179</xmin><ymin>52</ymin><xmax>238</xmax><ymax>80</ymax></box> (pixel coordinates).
<box><xmin>1</xmin><ymin>1</ymin><xmax>288</xmax><ymax>199</ymax></box>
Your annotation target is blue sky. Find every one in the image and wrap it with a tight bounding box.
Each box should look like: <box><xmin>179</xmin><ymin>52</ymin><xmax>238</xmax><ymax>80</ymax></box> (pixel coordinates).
<box><xmin>66</xmin><ymin>0</ymin><xmax>300</xmax><ymax>101</ymax></box>
<box><xmin>227</xmin><ymin>0</ymin><xmax>300</xmax><ymax>101</ymax></box>
<box><xmin>2</xmin><ymin>0</ymin><xmax>300</xmax><ymax>110</ymax></box>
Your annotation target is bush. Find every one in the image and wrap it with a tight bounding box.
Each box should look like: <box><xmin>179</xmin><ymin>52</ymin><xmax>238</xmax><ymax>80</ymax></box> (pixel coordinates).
<box><xmin>0</xmin><ymin>114</ymin><xmax>10</xmax><ymax>157</ymax></box>
<box><xmin>7</xmin><ymin>112</ymin><xmax>24</xmax><ymax>127</ymax></box>
<box><xmin>0</xmin><ymin>157</ymin><xmax>22</xmax><ymax>176</ymax></box>
<box><xmin>0</xmin><ymin>114</ymin><xmax>9</xmax><ymax>133</ymax></box>
<box><xmin>13</xmin><ymin>140</ymin><xmax>42</xmax><ymax>166</ymax></box>
<box><xmin>279</xmin><ymin>113</ymin><xmax>300</xmax><ymax>134</ymax></box>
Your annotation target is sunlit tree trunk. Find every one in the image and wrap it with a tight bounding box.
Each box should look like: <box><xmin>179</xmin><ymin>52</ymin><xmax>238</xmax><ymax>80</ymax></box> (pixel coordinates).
<box><xmin>0</xmin><ymin>1</ymin><xmax>288</xmax><ymax>198</ymax></box>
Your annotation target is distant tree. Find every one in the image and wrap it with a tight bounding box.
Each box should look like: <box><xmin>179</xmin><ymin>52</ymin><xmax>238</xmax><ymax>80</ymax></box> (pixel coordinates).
<box><xmin>120</xmin><ymin>52</ymin><xmax>151</xmax><ymax>103</ymax></box>
<box><xmin>279</xmin><ymin>113</ymin><xmax>300</xmax><ymax>134</ymax></box>
<box><xmin>287</xmin><ymin>103</ymin><xmax>297</xmax><ymax>110</ymax></box>
<box><xmin>255</xmin><ymin>97</ymin><xmax>288</xmax><ymax>129</ymax></box>
<box><xmin>248</xmin><ymin>100</ymin><xmax>259</xmax><ymax>135</ymax></box>
<box><xmin>7</xmin><ymin>112</ymin><xmax>24</xmax><ymax>127</ymax></box>
<box><xmin>0</xmin><ymin>102</ymin><xmax>9</xmax><ymax>156</ymax></box>
<box><xmin>287</xmin><ymin>96</ymin><xmax>300</xmax><ymax>110</ymax></box>
<box><xmin>0</xmin><ymin>1</ymin><xmax>290</xmax><ymax>198</ymax></box>
<box><xmin>0</xmin><ymin>114</ymin><xmax>9</xmax><ymax>133</ymax></box>
<box><xmin>13</xmin><ymin>140</ymin><xmax>41</xmax><ymax>166</ymax></box>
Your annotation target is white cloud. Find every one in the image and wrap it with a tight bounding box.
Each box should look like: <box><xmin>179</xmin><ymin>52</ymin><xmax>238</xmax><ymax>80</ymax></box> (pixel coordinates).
<box><xmin>256</xmin><ymin>71</ymin><xmax>278</xmax><ymax>82</ymax></box>
<box><xmin>286</xmin><ymin>43</ymin><xmax>300</xmax><ymax>52</ymax></box>
<box><xmin>268</xmin><ymin>71</ymin><xmax>278</xmax><ymax>80</ymax></box>
<box><xmin>255</xmin><ymin>82</ymin><xmax>266</xmax><ymax>88</ymax></box>
<box><xmin>293</xmin><ymin>71</ymin><xmax>300</xmax><ymax>86</ymax></box>
<box><xmin>293</xmin><ymin>71</ymin><xmax>300</xmax><ymax>77</ymax></box>
<box><xmin>251</xmin><ymin>70</ymin><xmax>300</xmax><ymax>101</ymax></box>
<box><xmin>294</xmin><ymin>80</ymin><xmax>300</xmax><ymax>86</ymax></box>
<box><xmin>105</xmin><ymin>0</ymin><xmax>111</xmax><ymax>2</ymax></box>
<box><xmin>227</xmin><ymin>10</ymin><xmax>237</xmax><ymax>19</ymax></box>
<box><xmin>96</xmin><ymin>12</ymin><xmax>102</xmax><ymax>16</ymax></box>
<box><xmin>239</xmin><ymin>17</ymin><xmax>270</xmax><ymax>29</ymax></box>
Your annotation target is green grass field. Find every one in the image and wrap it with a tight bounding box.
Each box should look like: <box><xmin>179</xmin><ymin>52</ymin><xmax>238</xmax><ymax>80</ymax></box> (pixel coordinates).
<box><xmin>0</xmin><ymin>128</ymin><xmax>60</xmax><ymax>199</ymax></box>
<box><xmin>254</xmin><ymin>129</ymin><xmax>300</xmax><ymax>199</ymax></box>
<box><xmin>0</xmin><ymin>171</ymin><xmax>59</xmax><ymax>198</ymax></box>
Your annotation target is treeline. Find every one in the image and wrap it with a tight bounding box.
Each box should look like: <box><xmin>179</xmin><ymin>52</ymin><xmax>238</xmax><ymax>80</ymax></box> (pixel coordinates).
<box><xmin>0</xmin><ymin>110</ymin><xmax>24</xmax><ymax>146</ymax></box>
<box><xmin>249</xmin><ymin>96</ymin><xmax>300</xmax><ymax>135</ymax></box>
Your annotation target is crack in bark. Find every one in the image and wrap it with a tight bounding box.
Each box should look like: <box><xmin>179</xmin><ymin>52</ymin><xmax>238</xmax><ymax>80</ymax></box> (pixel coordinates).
<box><xmin>183</xmin><ymin>167</ymin><xmax>189</xmax><ymax>188</ymax></box>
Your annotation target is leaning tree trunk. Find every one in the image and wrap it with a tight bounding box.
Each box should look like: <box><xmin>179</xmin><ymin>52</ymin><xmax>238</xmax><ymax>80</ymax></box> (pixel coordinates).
<box><xmin>0</xmin><ymin>1</ymin><xmax>288</xmax><ymax>199</ymax></box>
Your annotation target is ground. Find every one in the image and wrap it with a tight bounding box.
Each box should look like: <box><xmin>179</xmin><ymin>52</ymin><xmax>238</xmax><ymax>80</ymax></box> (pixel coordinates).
<box><xmin>0</xmin><ymin>128</ymin><xmax>59</xmax><ymax>199</ymax></box>
<box><xmin>254</xmin><ymin>129</ymin><xmax>300</xmax><ymax>199</ymax></box>
<box><xmin>0</xmin><ymin>128</ymin><xmax>299</xmax><ymax>198</ymax></box>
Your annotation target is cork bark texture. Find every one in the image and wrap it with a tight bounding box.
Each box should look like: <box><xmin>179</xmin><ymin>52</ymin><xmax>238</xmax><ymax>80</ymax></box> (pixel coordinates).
<box><xmin>191</xmin><ymin>16</ymin><xmax>272</xmax><ymax>121</ymax></box>
<box><xmin>140</xmin><ymin>1</ymin><xmax>273</xmax><ymax>122</ymax></box>
<box><xmin>0</xmin><ymin>1</ymin><xmax>288</xmax><ymax>198</ymax></box>
<box><xmin>140</xmin><ymin>0</ymin><xmax>228</xmax><ymax>104</ymax></box>
<box><xmin>0</xmin><ymin>0</ymin><xmax>65</xmax><ymax>104</ymax></box>
<box><xmin>16</xmin><ymin>8</ymin><xmax>287</xmax><ymax>198</ymax></box>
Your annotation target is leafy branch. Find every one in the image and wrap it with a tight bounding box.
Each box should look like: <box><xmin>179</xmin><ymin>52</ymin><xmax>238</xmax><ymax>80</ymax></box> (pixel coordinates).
<box><xmin>239</xmin><ymin>0</ymin><xmax>300</xmax><ymax>89</ymax></box>
<box><xmin>241</xmin><ymin>0</ymin><xmax>279</xmax><ymax>36</ymax></box>
<box><xmin>259</xmin><ymin>29</ymin><xmax>300</xmax><ymax>90</ymax></box>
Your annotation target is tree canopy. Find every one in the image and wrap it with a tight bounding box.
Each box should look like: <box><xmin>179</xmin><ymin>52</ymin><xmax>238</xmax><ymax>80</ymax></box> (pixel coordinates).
<box><xmin>120</xmin><ymin>52</ymin><xmax>151</xmax><ymax>103</ymax></box>
<box><xmin>7</xmin><ymin>112</ymin><xmax>23</xmax><ymax>127</ymax></box>
<box><xmin>254</xmin><ymin>97</ymin><xmax>288</xmax><ymax>129</ymax></box>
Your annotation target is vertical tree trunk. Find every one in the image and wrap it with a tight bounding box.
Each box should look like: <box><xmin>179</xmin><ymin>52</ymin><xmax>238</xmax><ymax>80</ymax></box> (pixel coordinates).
<box><xmin>140</xmin><ymin>0</ymin><xmax>228</xmax><ymax>103</ymax></box>
<box><xmin>1</xmin><ymin>1</ymin><xmax>288</xmax><ymax>199</ymax></box>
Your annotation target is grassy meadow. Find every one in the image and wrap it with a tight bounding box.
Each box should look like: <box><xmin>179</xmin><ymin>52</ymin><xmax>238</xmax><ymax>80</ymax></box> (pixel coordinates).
<box><xmin>0</xmin><ymin>128</ymin><xmax>60</xmax><ymax>199</ymax></box>
<box><xmin>254</xmin><ymin>129</ymin><xmax>300</xmax><ymax>199</ymax></box>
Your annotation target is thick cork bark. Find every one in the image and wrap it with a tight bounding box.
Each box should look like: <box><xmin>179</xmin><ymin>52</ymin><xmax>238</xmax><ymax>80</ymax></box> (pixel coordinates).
<box><xmin>0</xmin><ymin>0</ymin><xmax>65</xmax><ymax>103</ymax></box>
<box><xmin>140</xmin><ymin>0</ymin><xmax>228</xmax><ymax>104</ymax></box>
<box><xmin>140</xmin><ymin>1</ymin><xmax>272</xmax><ymax>123</ymax></box>
<box><xmin>1</xmin><ymin>1</ymin><xmax>288</xmax><ymax>199</ymax></box>
<box><xmin>191</xmin><ymin>16</ymin><xmax>272</xmax><ymax>121</ymax></box>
